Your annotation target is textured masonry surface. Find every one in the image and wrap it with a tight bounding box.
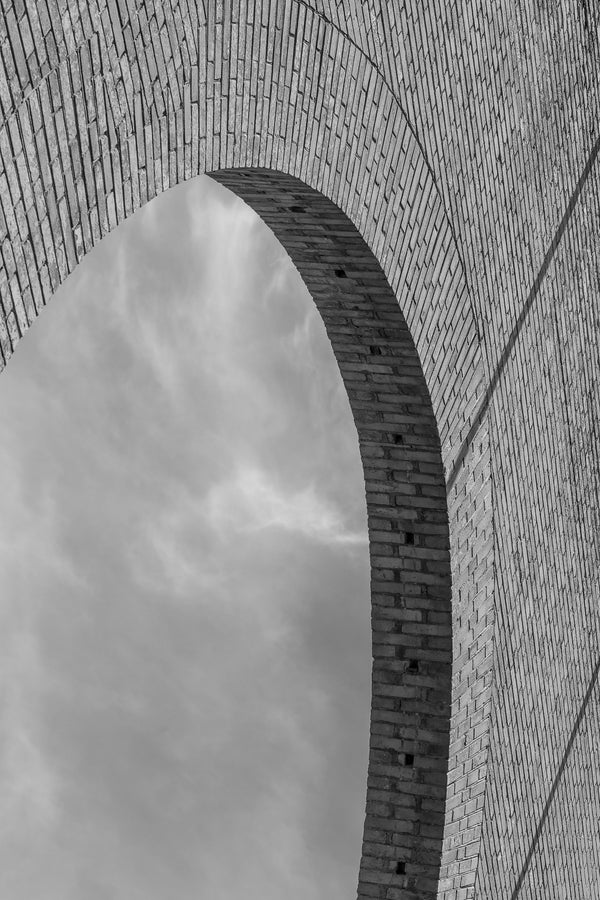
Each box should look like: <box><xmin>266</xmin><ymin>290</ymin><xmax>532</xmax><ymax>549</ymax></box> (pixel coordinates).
<box><xmin>0</xmin><ymin>2</ymin><xmax>598</xmax><ymax>898</ymax></box>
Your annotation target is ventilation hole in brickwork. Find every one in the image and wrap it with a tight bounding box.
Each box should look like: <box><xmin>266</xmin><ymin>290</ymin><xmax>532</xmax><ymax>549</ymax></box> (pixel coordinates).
<box><xmin>405</xmin><ymin>531</ymin><xmax>414</xmax><ymax>545</ymax></box>
<box><xmin>407</xmin><ymin>659</ymin><xmax>419</xmax><ymax>673</ymax></box>
<box><xmin>289</xmin><ymin>205</ymin><xmax>305</xmax><ymax>213</ymax></box>
<box><xmin>405</xmin><ymin>753</ymin><xmax>414</xmax><ymax>766</ymax></box>
<box><xmin>395</xmin><ymin>862</ymin><xmax>406</xmax><ymax>875</ymax></box>
<box><xmin>393</xmin><ymin>434</ymin><xmax>403</xmax><ymax>444</ymax></box>
<box><xmin>334</xmin><ymin>268</ymin><xmax>347</xmax><ymax>278</ymax></box>
<box><xmin>370</xmin><ymin>345</ymin><xmax>382</xmax><ymax>355</ymax></box>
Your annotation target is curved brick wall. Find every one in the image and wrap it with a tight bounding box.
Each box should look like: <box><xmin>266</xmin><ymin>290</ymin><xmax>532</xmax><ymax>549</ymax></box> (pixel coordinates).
<box><xmin>0</xmin><ymin>2</ymin><xmax>598</xmax><ymax>898</ymax></box>
<box><xmin>214</xmin><ymin>170</ymin><xmax>454</xmax><ymax>896</ymax></box>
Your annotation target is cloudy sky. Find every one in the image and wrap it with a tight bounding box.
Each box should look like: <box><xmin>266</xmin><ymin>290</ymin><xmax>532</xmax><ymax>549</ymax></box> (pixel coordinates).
<box><xmin>0</xmin><ymin>176</ymin><xmax>371</xmax><ymax>899</ymax></box>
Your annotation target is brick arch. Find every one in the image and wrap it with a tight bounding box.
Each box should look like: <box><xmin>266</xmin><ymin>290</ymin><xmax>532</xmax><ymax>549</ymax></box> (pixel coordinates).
<box><xmin>3</xmin><ymin>0</ymin><xmax>600</xmax><ymax>897</ymax></box>
<box><xmin>0</xmin><ymin>3</ymin><xmax>497</xmax><ymax>897</ymax></box>
<box><xmin>212</xmin><ymin>167</ymin><xmax>453</xmax><ymax>897</ymax></box>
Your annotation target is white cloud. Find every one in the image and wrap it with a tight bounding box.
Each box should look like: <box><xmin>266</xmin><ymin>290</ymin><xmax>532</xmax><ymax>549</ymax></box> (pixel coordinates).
<box><xmin>126</xmin><ymin>489</ymin><xmax>227</xmax><ymax>599</ymax></box>
<box><xmin>204</xmin><ymin>462</ymin><xmax>368</xmax><ymax>545</ymax></box>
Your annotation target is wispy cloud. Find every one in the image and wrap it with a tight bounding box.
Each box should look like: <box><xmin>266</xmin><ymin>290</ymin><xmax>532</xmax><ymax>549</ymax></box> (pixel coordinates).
<box><xmin>0</xmin><ymin>628</ymin><xmax>61</xmax><ymax>841</ymax></box>
<box><xmin>205</xmin><ymin>462</ymin><xmax>368</xmax><ymax>545</ymax></box>
<box><xmin>0</xmin><ymin>174</ymin><xmax>370</xmax><ymax>900</ymax></box>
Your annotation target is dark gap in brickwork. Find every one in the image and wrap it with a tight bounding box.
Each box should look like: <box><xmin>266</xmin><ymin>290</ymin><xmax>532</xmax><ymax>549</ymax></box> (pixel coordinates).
<box><xmin>209</xmin><ymin>169</ymin><xmax>452</xmax><ymax>900</ymax></box>
<box><xmin>395</xmin><ymin>861</ymin><xmax>406</xmax><ymax>875</ymax></box>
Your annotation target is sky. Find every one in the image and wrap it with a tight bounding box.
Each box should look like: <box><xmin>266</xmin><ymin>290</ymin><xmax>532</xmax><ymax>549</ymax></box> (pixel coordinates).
<box><xmin>0</xmin><ymin>175</ymin><xmax>371</xmax><ymax>900</ymax></box>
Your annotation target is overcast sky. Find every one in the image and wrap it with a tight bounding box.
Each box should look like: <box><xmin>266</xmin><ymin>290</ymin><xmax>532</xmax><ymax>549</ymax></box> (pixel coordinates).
<box><xmin>0</xmin><ymin>175</ymin><xmax>371</xmax><ymax>900</ymax></box>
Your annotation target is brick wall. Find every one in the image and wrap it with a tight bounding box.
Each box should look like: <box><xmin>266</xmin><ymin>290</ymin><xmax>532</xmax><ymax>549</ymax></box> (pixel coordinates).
<box><xmin>0</xmin><ymin>2</ymin><xmax>597</xmax><ymax>898</ymax></box>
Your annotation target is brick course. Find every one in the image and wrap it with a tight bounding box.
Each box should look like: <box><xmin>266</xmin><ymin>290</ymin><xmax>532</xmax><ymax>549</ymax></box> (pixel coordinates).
<box><xmin>0</xmin><ymin>2</ymin><xmax>597</xmax><ymax>898</ymax></box>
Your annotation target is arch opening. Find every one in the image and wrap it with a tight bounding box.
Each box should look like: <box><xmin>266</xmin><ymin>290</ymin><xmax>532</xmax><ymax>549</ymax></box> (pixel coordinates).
<box><xmin>0</xmin><ymin>174</ymin><xmax>374</xmax><ymax>900</ymax></box>
<box><xmin>0</xmin><ymin>164</ymin><xmax>453</xmax><ymax>900</ymax></box>
<box><xmin>210</xmin><ymin>170</ymin><xmax>453</xmax><ymax>899</ymax></box>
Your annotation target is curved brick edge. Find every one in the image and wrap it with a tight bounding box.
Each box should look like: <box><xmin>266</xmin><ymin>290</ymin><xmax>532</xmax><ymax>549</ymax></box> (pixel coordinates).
<box><xmin>213</xmin><ymin>168</ymin><xmax>453</xmax><ymax>899</ymax></box>
<box><xmin>209</xmin><ymin>169</ymin><xmax>496</xmax><ymax>900</ymax></box>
